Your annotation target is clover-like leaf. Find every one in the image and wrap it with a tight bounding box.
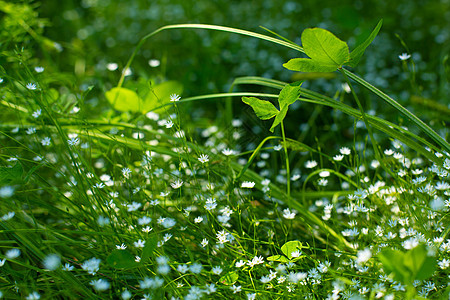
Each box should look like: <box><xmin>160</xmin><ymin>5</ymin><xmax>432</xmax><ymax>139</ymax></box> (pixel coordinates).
<box><xmin>348</xmin><ymin>19</ymin><xmax>383</xmax><ymax>67</ymax></box>
<box><xmin>269</xmin><ymin>81</ymin><xmax>303</xmax><ymax>132</ymax></box>
<box><xmin>105</xmin><ymin>87</ymin><xmax>142</xmax><ymax>112</ymax></box>
<box><xmin>281</xmin><ymin>241</ymin><xmax>303</xmax><ymax>260</ymax></box>
<box><xmin>219</xmin><ymin>271</ymin><xmax>239</xmax><ymax>285</ymax></box>
<box><xmin>242</xmin><ymin>82</ymin><xmax>303</xmax><ymax>133</ymax></box>
<box><xmin>242</xmin><ymin>97</ymin><xmax>279</xmax><ymax>120</ymax></box>
<box><xmin>284</xmin><ymin>28</ymin><xmax>349</xmax><ymax>73</ymax></box>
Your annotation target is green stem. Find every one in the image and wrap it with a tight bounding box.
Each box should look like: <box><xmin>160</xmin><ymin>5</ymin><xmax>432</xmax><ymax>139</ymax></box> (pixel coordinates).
<box><xmin>339</xmin><ymin>68</ymin><xmax>381</xmax><ymax>161</ymax></box>
<box><xmin>343</xmin><ymin>69</ymin><xmax>450</xmax><ymax>153</ymax></box>
<box><xmin>280</xmin><ymin>122</ymin><xmax>291</xmax><ymax>202</ymax></box>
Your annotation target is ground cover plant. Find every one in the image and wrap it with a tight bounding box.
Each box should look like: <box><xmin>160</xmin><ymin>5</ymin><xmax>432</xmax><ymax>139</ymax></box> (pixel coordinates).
<box><xmin>1</xmin><ymin>1</ymin><xmax>449</xmax><ymax>299</ymax></box>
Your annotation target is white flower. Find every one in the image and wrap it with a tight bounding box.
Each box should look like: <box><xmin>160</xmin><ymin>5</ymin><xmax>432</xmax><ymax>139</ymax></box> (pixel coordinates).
<box><xmin>222</xmin><ymin>148</ymin><xmax>235</xmax><ymax>156</ymax></box>
<box><xmin>198</xmin><ymin>154</ymin><xmax>209</xmax><ymax>164</ymax></box>
<box><xmin>356</xmin><ymin>248</ymin><xmax>371</xmax><ymax>264</ymax></box>
<box><xmin>241</xmin><ymin>181</ymin><xmax>255</xmax><ymax>188</ymax></box>
<box><xmin>282</xmin><ymin>208</ymin><xmax>296</xmax><ymax>219</ymax></box>
<box><xmin>212</xmin><ymin>266</ymin><xmax>223</xmax><ymax>275</ymax></box>
<box><xmin>41</xmin><ymin>137</ymin><xmax>51</xmax><ymax>146</ymax></box>
<box><xmin>148</xmin><ymin>59</ymin><xmax>160</xmax><ymax>67</ymax></box>
<box><xmin>121</xmin><ymin>167</ymin><xmax>131</xmax><ymax>178</ymax></box>
<box><xmin>26</xmin><ymin>292</ymin><xmax>41</xmax><ymax>300</ymax></box>
<box><xmin>32</xmin><ymin>109</ymin><xmax>41</xmax><ymax>118</ymax></box>
<box><xmin>121</xmin><ymin>289</ymin><xmax>132</xmax><ymax>300</ymax></box>
<box><xmin>26</xmin><ymin>83</ymin><xmax>37</xmax><ymax>90</ymax></box>
<box><xmin>90</xmin><ymin>279</ymin><xmax>110</xmax><ymax>291</ymax></box>
<box><xmin>170</xmin><ymin>94</ymin><xmax>181</xmax><ymax>102</ymax></box>
<box><xmin>81</xmin><ymin>257</ymin><xmax>101</xmax><ymax>275</ymax></box>
<box><xmin>106</xmin><ymin>63</ymin><xmax>118</xmax><ymax>71</ymax></box>
<box><xmin>171</xmin><ymin>179</ymin><xmax>183</xmax><ymax>189</ymax></box>
<box><xmin>398</xmin><ymin>53</ymin><xmax>411</xmax><ymax>61</ymax></box>
<box><xmin>340</xmin><ymin>147</ymin><xmax>351</xmax><ymax>155</ymax></box>
<box><xmin>333</xmin><ymin>154</ymin><xmax>344</xmax><ymax>161</ymax></box>
<box><xmin>190</xmin><ymin>262</ymin><xmax>203</xmax><ymax>274</ymax></box>
<box><xmin>43</xmin><ymin>254</ymin><xmax>61</xmax><ymax>270</ymax></box>
<box><xmin>5</xmin><ymin>248</ymin><xmax>21</xmax><ymax>259</ymax></box>
<box><xmin>305</xmin><ymin>160</ymin><xmax>317</xmax><ymax>168</ymax></box>
<box><xmin>274</xmin><ymin>144</ymin><xmax>282</xmax><ymax>151</ymax></box>
<box><xmin>34</xmin><ymin>66</ymin><xmax>44</xmax><ymax>73</ymax></box>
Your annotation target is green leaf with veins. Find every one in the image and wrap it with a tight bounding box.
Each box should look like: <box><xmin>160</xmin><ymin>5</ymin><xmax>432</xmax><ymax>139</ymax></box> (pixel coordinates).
<box><xmin>242</xmin><ymin>81</ymin><xmax>303</xmax><ymax>132</ymax></box>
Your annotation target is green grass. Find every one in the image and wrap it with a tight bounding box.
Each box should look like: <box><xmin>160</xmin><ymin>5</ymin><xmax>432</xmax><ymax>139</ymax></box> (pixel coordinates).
<box><xmin>0</xmin><ymin>1</ymin><xmax>449</xmax><ymax>299</ymax></box>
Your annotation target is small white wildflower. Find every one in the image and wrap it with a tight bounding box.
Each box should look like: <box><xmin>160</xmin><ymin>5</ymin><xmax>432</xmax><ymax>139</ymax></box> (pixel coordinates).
<box><xmin>171</xmin><ymin>179</ymin><xmax>183</xmax><ymax>189</ymax></box>
<box><xmin>356</xmin><ymin>248</ymin><xmax>371</xmax><ymax>264</ymax></box>
<box><xmin>26</xmin><ymin>83</ymin><xmax>37</xmax><ymax>90</ymax></box>
<box><xmin>198</xmin><ymin>154</ymin><xmax>209</xmax><ymax>164</ymax></box>
<box><xmin>282</xmin><ymin>208</ymin><xmax>296</xmax><ymax>219</ymax></box>
<box><xmin>399</xmin><ymin>53</ymin><xmax>411</xmax><ymax>61</ymax></box>
<box><xmin>41</xmin><ymin>137</ymin><xmax>51</xmax><ymax>146</ymax></box>
<box><xmin>148</xmin><ymin>59</ymin><xmax>160</xmax><ymax>67</ymax></box>
<box><xmin>81</xmin><ymin>257</ymin><xmax>101</xmax><ymax>275</ymax></box>
<box><xmin>43</xmin><ymin>254</ymin><xmax>61</xmax><ymax>270</ymax></box>
<box><xmin>222</xmin><ymin>148</ymin><xmax>235</xmax><ymax>156</ymax></box>
<box><xmin>34</xmin><ymin>66</ymin><xmax>44</xmax><ymax>73</ymax></box>
<box><xmin>106</xmin><ymin>63</ymin><xmax>118</xmax><ymax>71</ymax></box>
<box><xmin>5</xmin><ymin>249</ymin><xmax>21</xmax><ymax>259</ymax></box>
<box><xmin>333</xmin><ymin>154</ymin><xmax>344</xmax><ymax>161</ymax></box>
<box><xmin>26</xmin><ymin>292</ymin><xmax>41</xmax><ymax>300</ymax></box>
<box><xmin>90</xmin><ymin>278</ymin><xmax>110</xmax><ymax>291</ymax></box>
<box><xmin>305</xmin><ymin>160</ymin><xmax>317</xmax><ymax>168</ymax></box>
<box><xmin>170</xmin><ymin>94</ymin><xmax>181</xmax><ymax>102</ymax></box>
<box><xmin>241</xmin><ymin>181</ymin><xmax>255</xmax><ymax>188</ymax></box>
<box><xmin>32</xmin><ymin>109</ymin><xmax>41</xmax><ymax>118</ymax></box>
<box><xmin>340</xmin><ymin>147</ymin><xmax>351</xmax><ymax>155</ymax></box>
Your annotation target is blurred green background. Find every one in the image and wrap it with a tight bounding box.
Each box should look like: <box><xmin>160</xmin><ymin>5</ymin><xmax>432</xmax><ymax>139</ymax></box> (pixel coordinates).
<box><xmin>2</xmin><ymin>0</ymin><xmax>449</xmax><ymax>150</ymax></box>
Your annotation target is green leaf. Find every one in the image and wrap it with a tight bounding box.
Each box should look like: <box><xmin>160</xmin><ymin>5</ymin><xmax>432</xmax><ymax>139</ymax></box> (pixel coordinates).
<box><xmin>283</xmin><ymin>58</ymin><xmax>339</xmax><ymax>73</ymax></box>
<box><xmin>219</xmin><ymin>271</ymin><xmax>239</xmax><ymax>285</ymax></box>
<box><xmin>348</xmin><ymin>20</ymin><xmax>383</xmax><ymax>67</ymax></box>
<box><xmin>404</xmin><ymin>244</ymin><xmax>436</xmax><ymax>281</ymax></box>
<box><xmin>267</xmin><ymin>255</ymin><xmax>290</xmax><ymax>263</ymax></box>
<box><xmin>105</xmin><ymin>87</ymin><xmax>142</xmax><ymax>112</ymax></box>
<box><xmin>302</xmin><ymin>28</ymin><xmax>349</xmax><ymax>65</ymax></box>
<box><xmin>278</xmin><ymin>81</ymin><xmax>303</xmax><ymax>108</ymax></box>
<box><xmin>142</xmin><ymin>80</ymin><xmax>183</xmax><ymax>113</ymax></box>
<box><xmin>242</xmin><ymin>96</ymin><xmax>279</xmax><ymax>120</ymax></box>
<box><xmin>281</xmin><ymin>241</ymin><xmax>303</xmax><ymax>260</ymax></box>
<box><xmin>142</xmin><ymin>236</ymin><xmax>158</xmax><ymax>262</ymax></box>
<box><xmin>0</xmin><ymin>163</ymin><xmax>24</xmax><ymax>184</ymax></box>
<box><xmin>106</xmin><ymin>249</ymin><xmax>138</xmax><ymax>269</ymax></box>
<box><xmin>269</xmin><ymin>81</ymin><xmax>303</xmax><ymax>132</ymax></box>
<box><xmin>379</xmin><ymin>249</ymin><xmax>410</xmax><ymax>284</ymax></box>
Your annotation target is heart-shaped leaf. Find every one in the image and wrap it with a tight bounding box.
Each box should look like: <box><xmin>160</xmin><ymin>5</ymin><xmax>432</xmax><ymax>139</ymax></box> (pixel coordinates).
<box><xmin>284</xmin><ymin>28</ymin><xmax>349</xmax><ymax>73</ymax></box>
<box><xmin>347</xmin><ymin>20</ymin><xmax>383</xmax><ymax>67</ymax></box>
<box><xmin>242</xmin><ymin>82</ymin><xmax>303</xmax><ymax>133</ymax></box>
<box><xmin>281</xmin><ymin>241</ymin><xmax>303</xmax><ymax>260</ymax></box>
<box><xmin>219</xmin><ymin>271</ymin><xmax>239</xmax><ymax>285</ymax></box>
<box><xmin>302</xmin><ymin>28</ymin><xmax>350</xmax><ymax>66</ymax></box>
<box><xmin>403</xmin><ymin>244</ymin><xmax>436</xmax><ymax>281</ymax></box>
<box><xmin>105</xmin><ymin>87</ymin><xmax>141</xmax><ymax>112</ymax></box>
<box><xmin>242</xmin><ymin>97</ymin><xmax>279</xmax><ymax>120</ymax></box>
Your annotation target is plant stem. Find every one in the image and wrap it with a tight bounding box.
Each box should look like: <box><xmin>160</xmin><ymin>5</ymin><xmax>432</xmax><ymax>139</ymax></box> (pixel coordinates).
<box><xmin>280</xmin><ymin>121</ymin><xmax>291</xmax><ymax>202</ymax></box>
<box><xmin>339</xmin><ymin>68</ymin><xmax>382</xmax><ymax>162</ymax></box>
<box><xmin>343</xmin><ymin>69</ymin><xmax>450</xmax><ymax>153</ymax></box>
